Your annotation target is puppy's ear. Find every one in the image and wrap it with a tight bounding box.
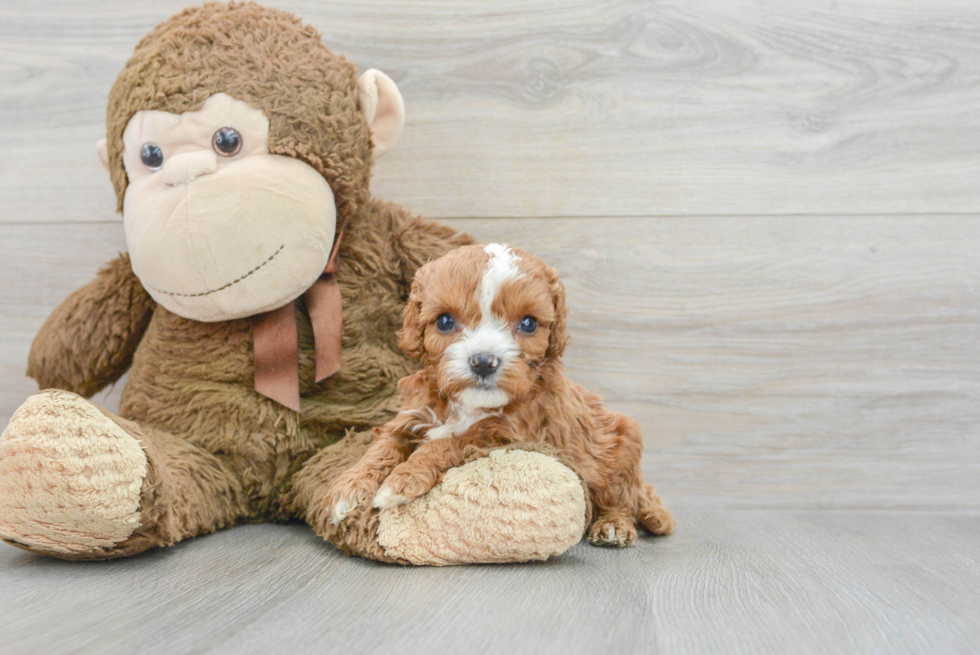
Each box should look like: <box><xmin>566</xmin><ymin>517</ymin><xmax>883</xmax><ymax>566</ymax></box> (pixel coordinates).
<box><xmin>546</xmin><ymin>266</ymin><xmax>569</xmax><ymax>359</ymax></box>
<box><xmin>398</xmin><ymin>274</ymin><xmax>426</xmax><ymax>359</ymax></box>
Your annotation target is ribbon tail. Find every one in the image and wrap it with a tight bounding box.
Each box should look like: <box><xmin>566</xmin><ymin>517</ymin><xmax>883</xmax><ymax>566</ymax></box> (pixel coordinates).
<box><xmin>251</xmin><ymin>303</ymin><xmax>301</xmax><ymax>412</ymax></box>
<box><xmin>306</xmin><ymin>273</ymin><xmax>343</xmax><ymax>382</ymax></box>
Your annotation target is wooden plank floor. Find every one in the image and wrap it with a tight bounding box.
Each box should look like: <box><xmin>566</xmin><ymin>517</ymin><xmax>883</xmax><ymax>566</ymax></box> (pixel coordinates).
<box><xmin>1</xmin><ymin>508</ymin><xmax>978</xmax><ymax>654</ymax></box>
<box><xmin>1</xmin><ymin>0</ymin><xmax>979</xmax><ymax>653</ymax></box>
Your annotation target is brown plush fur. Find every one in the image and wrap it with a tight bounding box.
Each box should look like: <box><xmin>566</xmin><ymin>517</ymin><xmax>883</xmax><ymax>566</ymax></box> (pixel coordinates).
<box><xmin>19</xmin><ymin>3</ymin><xmax>482</xmax><ymax>560</ymax></box>
<box><xmin>26</xmin><ymin>255</ymin><xmax>155</xmax><ymax>398</ymax></box>
<box><xmin>25</xmin><ymin>200</ymin><xmax>472</xmax><ymax>560</ymax></box>
<box><xmin>328</xmin><ymin>245</ymin><xmax>674</xmax><ymax>546</ymax></box>
<box><xmin>105</xmin><ymin>2</ymin><xmax>371</xmax><ymax>231</ymax></box>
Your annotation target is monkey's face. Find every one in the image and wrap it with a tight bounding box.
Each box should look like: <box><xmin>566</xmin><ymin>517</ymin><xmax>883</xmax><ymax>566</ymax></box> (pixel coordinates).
<box><xmin>102</xmin><ymin>3</ymin><xmax>404</xmax><ymax>322</ymax></box>
<box><xmin>120</xmin><ymin>93</ymin><xmax>336</xmax><ymax>322</ymax></box>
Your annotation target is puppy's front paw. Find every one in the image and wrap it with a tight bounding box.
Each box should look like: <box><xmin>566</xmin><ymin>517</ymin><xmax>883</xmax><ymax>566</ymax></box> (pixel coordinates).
<box><xmin>372</xmin><ymin>485</ymin><xmax>409</xmax><ymax>510</ymax></box>
<box><xmin>324</xmin><ymin>467</ymin><xmax>387</xmax><ymax>525</ymax></box>
<box><xmin>378</xmin><ymin>464</ymin><xmax>439</xmax><ymax>506</ymax></box>
<box><xmin>588</xmin><ymin>515</ymin><xmax>638</xmax><ymax>548</ymax></box>
<box><xmin>325</xmin><ymin>480</ymin><xmax>374</xmax><ymax>525</ymax></box>
<box><xmin>329</xmin><ymin>496</ymin><xmax>358</xmax><ymax>525</ymax></box>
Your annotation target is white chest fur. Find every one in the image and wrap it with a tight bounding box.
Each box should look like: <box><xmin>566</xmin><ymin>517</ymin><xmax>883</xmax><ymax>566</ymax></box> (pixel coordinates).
<box><xmin>426</xmin><ymin>402</ymin><xmax>497</xmax><ymax>441</ymax></box>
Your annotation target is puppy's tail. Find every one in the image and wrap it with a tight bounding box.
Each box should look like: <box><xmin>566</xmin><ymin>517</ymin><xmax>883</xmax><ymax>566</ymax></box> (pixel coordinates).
<box><xmin>637</xmin><ymin>482</ymin><xmax>675</xmax><ymax>535</ymax></box>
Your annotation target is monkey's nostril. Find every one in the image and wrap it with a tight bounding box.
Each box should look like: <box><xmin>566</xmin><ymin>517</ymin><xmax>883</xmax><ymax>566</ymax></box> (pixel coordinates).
<box><xmin>468</xmin><ymin>352</ymin><xmax>499</xmax><ymax>378</ymax></box>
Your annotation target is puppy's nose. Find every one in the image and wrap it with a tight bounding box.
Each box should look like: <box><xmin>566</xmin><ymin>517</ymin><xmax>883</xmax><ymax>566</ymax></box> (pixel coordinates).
<box><xmin>469</xmin><ymin>352</ymin><xmax>499</xmax><ymax>378</ymax></box>
<box><xmin>162</xmin><ymin>150</ymin><xmax>218</xmax><ymax>186</ymax></box>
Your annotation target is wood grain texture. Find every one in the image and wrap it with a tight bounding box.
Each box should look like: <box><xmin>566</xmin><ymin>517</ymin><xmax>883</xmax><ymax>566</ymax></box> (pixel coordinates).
<box><xmin>2</xmin><ymin>216</ymin><xmax>977</xmax><ymax>511</ymax></box>
<box><xmin>2</xmin><ymin>1</ymin><xmax>979</xmax><ymax>651</ymax></box>
<box><xmin>0</xmin><ymin>509</ymin><xmax>977</xmax><ymax>654</ymax></box>
<box><xmin>3</xmin><ymin>0</ymin><xmax>980</xmax><ymax>222</ymax></box>
<box><xmin>447</xmin><ymin>216</ymin><xmax>980</xmax><ymax>512</ymax></box>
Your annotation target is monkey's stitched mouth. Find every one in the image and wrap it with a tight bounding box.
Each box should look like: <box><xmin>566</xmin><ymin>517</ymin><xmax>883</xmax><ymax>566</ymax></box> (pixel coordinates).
<box><xmin>146</xmin><ymin>244</ymin><xmax>285</xmax><ymax>298</ymax></box>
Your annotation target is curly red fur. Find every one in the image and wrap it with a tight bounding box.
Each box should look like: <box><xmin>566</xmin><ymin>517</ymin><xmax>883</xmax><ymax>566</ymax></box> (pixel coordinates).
<box><xmin>329</xmin><ymin>244</ymin><xmax>674</xmax><ymax>546</ymax></box>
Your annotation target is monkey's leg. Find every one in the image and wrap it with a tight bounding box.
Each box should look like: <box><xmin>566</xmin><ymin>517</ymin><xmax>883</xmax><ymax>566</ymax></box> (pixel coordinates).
<box><xmin>289</xmin><ymin>428</ymin><xmax>397</xmax><ymax>562</ymax></box>
<box><xmin>0</xmin><ymin>389</ymin><xmax>245</xmax><ymax>560</ymax></box>
<box><xmin>289</xmin><ymin>437</ymin><xmax>591</xmax><ymax>565</ymax></box>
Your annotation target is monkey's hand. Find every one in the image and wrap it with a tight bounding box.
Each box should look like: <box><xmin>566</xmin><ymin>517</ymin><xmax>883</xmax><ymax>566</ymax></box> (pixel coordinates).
<box><xmin>27</xmin><ymin>254</ymin><xmax>155</xmax><ymax>398</ymax></box>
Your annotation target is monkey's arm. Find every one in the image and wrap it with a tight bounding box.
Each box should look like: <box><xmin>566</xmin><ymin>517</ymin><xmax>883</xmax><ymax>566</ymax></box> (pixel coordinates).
<box><xmin>27</xmin><ymin>253</ymin><xmax>155</xmax><ymax>398</ymax></box>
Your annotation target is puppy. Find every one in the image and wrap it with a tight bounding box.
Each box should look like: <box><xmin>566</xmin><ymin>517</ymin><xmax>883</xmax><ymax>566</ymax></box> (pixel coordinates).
<box><xmin>327</xmin><ymin>243</ymin><xmax>674</xmax><ymax>546</ymax></box>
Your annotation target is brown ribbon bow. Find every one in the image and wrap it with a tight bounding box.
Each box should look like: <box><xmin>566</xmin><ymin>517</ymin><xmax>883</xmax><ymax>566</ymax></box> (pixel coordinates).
<box><xmin>250</xmin><ymin>234</ymin><xmax>343</xmax><ymax>412</ymax></box>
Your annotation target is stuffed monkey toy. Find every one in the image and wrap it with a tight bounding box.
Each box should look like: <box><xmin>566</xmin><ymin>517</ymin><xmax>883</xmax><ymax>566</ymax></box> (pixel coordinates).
<box><xmin>0</xmin><ymin>2</ymin><xmax>589</xmax><ymax>565</ymax></box>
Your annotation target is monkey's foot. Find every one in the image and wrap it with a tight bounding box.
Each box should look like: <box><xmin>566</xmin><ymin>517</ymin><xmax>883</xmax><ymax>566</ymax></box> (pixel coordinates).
<box><xmin>0</xmin><ymin>390</ymin><xmax>147</xmax><ymax>558</ymax></box>
<box><xmin>376</xmin><ymin>447</ymin><xmax>588</xmax><ymax>565</ymax></box>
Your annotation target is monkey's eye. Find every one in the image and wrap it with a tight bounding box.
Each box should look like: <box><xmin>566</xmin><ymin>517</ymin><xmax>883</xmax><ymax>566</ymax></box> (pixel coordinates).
<box><xmin>518</xmin><ymin>316</ymin><xmax>538</xmax><ymax>334</ymax></box>
<box><xmin>435</xmin><ymin>313</ymin><xmax>456</xmax><ymax>333</ymax></box>
<box><xmin>212</xmin><ymin>127</ymin><xmax>242</xmax><ymax>156</ymax></box>
<box><xmin>140</xmin><ymin>143</ymin><xmax>164</xmax><ymax>171</ymax></box>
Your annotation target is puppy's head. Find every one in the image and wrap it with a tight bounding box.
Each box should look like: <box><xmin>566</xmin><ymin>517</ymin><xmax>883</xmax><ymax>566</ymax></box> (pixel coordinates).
<box><xmin>399</xmin><ymin>243</ymin><xmax>568</xmax><ymax>409</ymax></box>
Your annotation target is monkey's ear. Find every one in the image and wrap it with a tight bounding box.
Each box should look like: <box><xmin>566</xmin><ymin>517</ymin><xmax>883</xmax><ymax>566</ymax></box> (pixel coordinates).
<box><xmin>356</xmin><ymin>69</ymin><xmax>405</xmax><ymax>158</ymax></box>
<box><xmin>96</xmin><ymin>139</ymin><xmax>109</xmax><ymax>171</ymax></box>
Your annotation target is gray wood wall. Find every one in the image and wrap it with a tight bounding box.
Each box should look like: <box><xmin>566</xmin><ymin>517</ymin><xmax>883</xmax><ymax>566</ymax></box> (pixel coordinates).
<box><xmin>1</xmin><ymin>0</ymin><xmax>978</xmax><ymax>516</ymax></box>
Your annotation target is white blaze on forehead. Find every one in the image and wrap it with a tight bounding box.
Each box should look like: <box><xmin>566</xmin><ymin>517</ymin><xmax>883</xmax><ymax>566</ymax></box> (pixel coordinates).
<box><xmin>437</xmin><ymin>243</ymin><xmax>525</xmax><ymax>414</ymax></box>
<box><xmin>479</xmin><ymin>243</ymin><xmax>522</xmax><ymax>321</ymax></box>
<box><xmin>441</xmin><ymin>243</ymin><xmax>524</xmax><ymax>382</ymax></box>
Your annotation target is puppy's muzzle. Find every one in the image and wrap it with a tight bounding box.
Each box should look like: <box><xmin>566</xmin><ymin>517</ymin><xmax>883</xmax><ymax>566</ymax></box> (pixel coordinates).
<box><xmin>468</xmin><ymin>352</ymin><xmax>499</xmax><ymax>379</ymax></box>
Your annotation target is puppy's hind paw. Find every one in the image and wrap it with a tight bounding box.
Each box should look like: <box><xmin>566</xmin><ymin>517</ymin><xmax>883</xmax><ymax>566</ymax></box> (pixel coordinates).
<box><xmin>588</xmin><ymin>515</ymin><xmax>638</xmax><ymax>548</ymax></box>
<box><xmin>373</xmin><ymin>486</ymin><xmax>409</xmax><ymax>510</ymax></box>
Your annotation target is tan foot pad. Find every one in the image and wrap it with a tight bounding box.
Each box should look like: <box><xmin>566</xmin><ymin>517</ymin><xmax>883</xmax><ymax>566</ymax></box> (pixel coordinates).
<box><xmin>0</xmin><ymin>390</ymin><xmax>147</xmax><ymax>555</ymax></box>
<box><xmin>377</xmin><ymin>449</ymin><xmax>587</xmax><ymax>565</ymax></box>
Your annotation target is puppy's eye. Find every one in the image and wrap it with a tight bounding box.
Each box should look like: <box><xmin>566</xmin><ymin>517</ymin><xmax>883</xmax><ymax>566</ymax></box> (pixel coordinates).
<box><xmin>140</xmin><ymin>143</ymin><xmax>164</xmax><ymax>170</ymax></box>
<box><xmin>435</xmin><ymin>313</ymin><xmax>456</xmax><ymax>333</ymax></box>
<box><xmin>518</xmin><ymin>316</ymin><xmax>538</xmax><ymax>334</ymax></box>
<box><xmin>212</xmin><ymin>127</ymin><xmax>242</xmax><ymax>156</ymax></box>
